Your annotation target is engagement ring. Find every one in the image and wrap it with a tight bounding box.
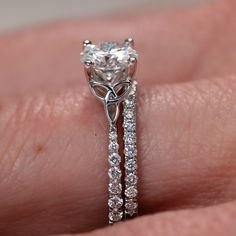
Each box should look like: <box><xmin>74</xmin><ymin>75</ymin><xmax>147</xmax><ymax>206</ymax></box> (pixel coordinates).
<box><xmin>80</xmin><ymin>39</ymin><xmax>138</xmax><ymax>224</ymax></box>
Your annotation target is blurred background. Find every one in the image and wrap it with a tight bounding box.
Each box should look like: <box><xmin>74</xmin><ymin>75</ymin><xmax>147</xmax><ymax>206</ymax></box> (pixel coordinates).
<box><xmin>0</xmin><ymin>0</ymin><xmax>209</xmax><ymax>32</ymax></box>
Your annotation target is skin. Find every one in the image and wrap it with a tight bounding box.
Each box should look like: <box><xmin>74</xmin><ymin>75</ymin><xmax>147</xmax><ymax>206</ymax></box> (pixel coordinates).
<box><xmin>0</xmin><ymin>0</ymin><xmax>236</xmax><ymax>235</ymax></box>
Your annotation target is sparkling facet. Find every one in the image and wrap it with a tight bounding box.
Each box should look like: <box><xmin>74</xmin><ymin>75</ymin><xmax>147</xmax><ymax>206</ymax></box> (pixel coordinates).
<box><xmin>125</xmin><ymin>98</ymin><xmax>135</xmax><ymax>107</ymax></box>
<box><xmin>125</xmin><ymin>209</ymin><xmax>137</xmax><ymax>217</ymax></box>
<box><xmin>109</xmin><ymin>142</ymin><xmax>119</xmax><ymax>152</ymax></box>
<box><xmin>125</xmin><ymin>200</ymin><xmax>138</xmax><ymax>211</ymax></box>
<box><xmin>80</xmin><ymin>41</ymin><xmax>138</xmax><ymax>82</ymax></box>
<box><xmin>129</xmin><ymin>83</ymin><xmax>137</xmax><ymax>95</ymax></box>
<box><xmin>109</xmin><ymin>153</ymin><xmax>121</xmax><ymax>166</ymax></box>
<box><xmin>125</xmin><ymin>145</ymin><xmax>137</xmax><ymax>157</ymax></box>
<box><xmin>125</xmin><ymin>173</ymin><xmax>138</xmax><ymax>186</ymax></box>
<box><xmin>109</xmin><ymin>182</ymin><xmax>122</xmax><ymax>195</ymax></box>
<box><xmin>108</xmin><ymin>196</ymin><xmax>123</xmax><ymax>209</ymax></box>
<box><xmin>124</xmin><ymin>132</ymin><xmax>136</xmax><ymax>145</ymax></box>
<box><xmin>108</xmin><ymin>167</ymin><xmax>122</xmax><ymax>179</ymax></box>
<box><xmin>109</xmin><ymin>131</ymin><xmax>118</xmax><ymax>141</ymax></box>
<box><xmin>125</xmin><ymin>159</ymin><xmax>137</xmax><ymax>172</ymax></box>
<box><xmin>109</xmin><ymin>210</ymin><xmax>123</xmax><ymax>222</ymax></box>
<box><xmin>124</xmin><ymin>109</ymin><xmax>134</xmax><ymax>119</ymax></box>
<box><xmin>123</xmin><ymin>122</ymin><xmax>136</xmax><ymax>132</ymax></box>
<box><xmin>125</xmin><ymin>186</ymin><xmax>138</xmax><ymax>198</ymax></box>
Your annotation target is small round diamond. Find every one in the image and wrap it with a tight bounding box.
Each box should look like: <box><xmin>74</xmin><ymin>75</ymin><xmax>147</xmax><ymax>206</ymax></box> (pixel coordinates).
<box><xmin>125</xmin><ymin>98</ymin><xmax>135</xmax><ymax>107</ymax></box>
<box><xmin>109</xmin><ymin>153</ymin><xmax>121</xmax><ymax>166</ymax></box>
<box><xmin>108</xmin><ymin>196</ymin><xmax>123</xmax><ymax>209</ymax></box>
<box><xmin>125</xmin><ymin>109</ymin><xmax>134</xmax><ymax>119</ymax></box>
<box><xmin>125</xmin><ymin>209</ymin><xmax>137</xmax><ymax>217</ymax></box>
<box><xmin>109</xmin><ymin>131</ymin><xmax>118</xmax><ymax>141</ymax></box>
<box><xmin>109</xmin><ymin>142</ymin><xmax>119</xmax><ymax>152</ymax></box>
<box><xmin>125</xmin><ymin>200</ymin><xmax>138</xmax><ymax>211</ymax></box>
<box><xmin>109</xmin><ymin>182</ymin><xmax>122</xmax><ymax>195</ymax></box>
<box><xmin>108</xmin><ymin>167</ymin><xmax>122</xmax><ymax>179</ymax></box>
<box><xmin>125</xmin><ymin>186</ymin><xmax>138</xmax><ymax>198</ymax></box>
<box><xmin>125</xmin><ymin>145</ymin><xmax>137</xmax><ymax>157</ymax></box>
<box><xmin>124</xmin><ymin>132</ymin><xmax>136</xmax><ymax>145</ymax></box>
<box><xmin>109</xmin><ymin>210</ymin><xmax>123</xmax><ymax>222</ymax></box>
<box><xmin>125</xmin><ymin>159</ymin><xmax>137</xmax><ymax>172</ymax></box>
<box><xmin>123</xmin><ymin>122</ymin><xmax>136</xmax><ymax>132</ymax></box>
<box><xmin>126</xmin><ymin>173</ymin><xmax>138</xmax><ymax>186</ymax></box>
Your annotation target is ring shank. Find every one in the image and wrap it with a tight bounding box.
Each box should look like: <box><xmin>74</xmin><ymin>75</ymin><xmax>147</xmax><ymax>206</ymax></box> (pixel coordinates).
<box><xmin>123</xmin><ymin>81</ymin><xmax>138</xmax><ymax>218</ymax></box>
<box><xmin>108</xmin><ymin>125</ymin><xmax>123</xmax><ymax>223</ymax></box>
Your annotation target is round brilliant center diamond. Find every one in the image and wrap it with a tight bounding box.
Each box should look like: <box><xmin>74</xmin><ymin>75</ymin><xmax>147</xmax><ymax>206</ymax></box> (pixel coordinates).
<box><xmin>80</xmin><ymin>41</ymin><xmax>138</xmax><ymax>82</ymax></box>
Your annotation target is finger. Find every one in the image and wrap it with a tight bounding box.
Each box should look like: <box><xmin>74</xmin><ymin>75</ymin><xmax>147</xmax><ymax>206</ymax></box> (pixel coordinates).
<box><xmin>0</xmin><ymin>75</ymin><xmax>236</xmax><ymax>235</ymax></box>
<box><xmin>59</xmin><ymin>200</ymin><xmax>236</xmax><ymax>236</ymax></box>
<box><xmin>0</xmin><ymin>0</ymin><xmax>236</xmax><ymax>95</ymax></box>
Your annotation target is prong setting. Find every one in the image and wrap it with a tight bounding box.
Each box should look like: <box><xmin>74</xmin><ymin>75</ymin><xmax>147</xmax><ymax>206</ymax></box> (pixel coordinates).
<box><xmin>84</xmin><ymin>61</ymin><xmax>94</xmax><ymax>81</ymax></box>
<box><xmin>84</xmin><ymin>60</ymin><xmax>93</xmax><ymax>68</ymax></box>
<box><xmin>125</xmin><ymin>38</ymin><xmax>134</xmax><ymax>47</ymax></box>
<box><xmin>128</xmin><ymin>57</ymin><xmax>137</xmax><ymax>78</ymax></box>
<box><xmin>80</xmin><ymin>40</ymin><xmax>138</xmax><ymax>99</ymax></box>
<box><xmin>83</xmin><ymin>39</ymin><xmax>92</xmax><ymax>48</ymax></box>
<box><xmin>129</xmin><ymin>57</ymin><xmax>137</xmax><ymax>64</ymax></box>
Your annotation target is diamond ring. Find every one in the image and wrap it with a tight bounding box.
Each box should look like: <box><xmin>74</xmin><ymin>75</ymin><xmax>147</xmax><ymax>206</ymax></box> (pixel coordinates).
<box><xmin>80</xmin><ymin>39</ymin><xmax>138</xmax><ymax>224</ymax></box>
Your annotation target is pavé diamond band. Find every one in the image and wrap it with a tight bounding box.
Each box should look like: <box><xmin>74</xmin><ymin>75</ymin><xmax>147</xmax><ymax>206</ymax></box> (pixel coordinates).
<box><xmin>80</xmin><ymin>39</ymin><xmax>138</xmax><ymax>224</ymax></box>
<box><xmin>123</xmin><ymin>82</ymin><xmax>138</xmax><ymax>218</ymax></box>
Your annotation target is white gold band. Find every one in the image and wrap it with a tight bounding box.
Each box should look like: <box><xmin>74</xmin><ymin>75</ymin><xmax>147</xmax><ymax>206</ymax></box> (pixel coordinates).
<box><xmin>123</xmin><ymin>81</ymin><xmax>138</xmax><ymax>218</ymax></box>
<box><xmin>108</xmin><ymin>125</ymin><xmax>123</xmax><ymax>223</ymax></box>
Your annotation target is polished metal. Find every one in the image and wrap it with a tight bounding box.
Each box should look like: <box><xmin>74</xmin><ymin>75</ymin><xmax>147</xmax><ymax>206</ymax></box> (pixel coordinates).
<box><xmin>81</xmin><ymin>39</ymin><xmax>138</xmax><ymax>224</ymax></box>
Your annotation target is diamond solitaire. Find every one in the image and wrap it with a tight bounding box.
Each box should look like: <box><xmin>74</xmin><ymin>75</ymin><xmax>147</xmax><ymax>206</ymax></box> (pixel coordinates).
<box><xmin>81</xmin><ymin>40</ymin><xmax>138</xmax><ymax>83</ymax></box>
<box><xmin>80</xmin><ymin>39</ymin><xmax>138</xmax><ymax>224</ymax></box>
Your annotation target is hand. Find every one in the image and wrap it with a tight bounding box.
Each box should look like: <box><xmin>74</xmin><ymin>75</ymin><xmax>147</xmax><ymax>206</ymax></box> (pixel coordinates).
<box><xmin>0</xmin><ymin>0</ymin><xmax>236</xmax><ymax>235</ymax></box>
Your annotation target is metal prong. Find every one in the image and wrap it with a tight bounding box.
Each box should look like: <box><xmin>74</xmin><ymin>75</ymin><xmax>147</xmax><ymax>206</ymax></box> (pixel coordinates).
<box><xmin>124</xmin><ymin>38</ymin><xmax>134</xmax><ymax>47</ymax></box>
<box><xmin>84</xmin><ymin>60</ymin><xmax>94</xmax><ymax>80</ymax></box>
<box><xmin>83</xmin><ymin>40</ymin><xmax>92</xmax><ymax>49</ymax></box>
<box><xmin>128</xmin><ymin>57</ymin><xmax>137</xmax><ymax>78</ymax></box>
<box><xmin>84</xmin><ymin>60</ymin><xmax>93</xmax><ymax>68</ymax></box>
<box><xmin>129</xmin><ymin>57</ymin><xmax>137</xmax><ymax>64</ymax></box>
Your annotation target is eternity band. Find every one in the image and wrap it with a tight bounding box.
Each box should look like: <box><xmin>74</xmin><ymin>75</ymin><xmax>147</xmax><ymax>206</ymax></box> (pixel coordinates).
<box><xmin>80</xmin><ymin>39</ymin><xmax>138</xmax><ymax>224</ymax></box>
